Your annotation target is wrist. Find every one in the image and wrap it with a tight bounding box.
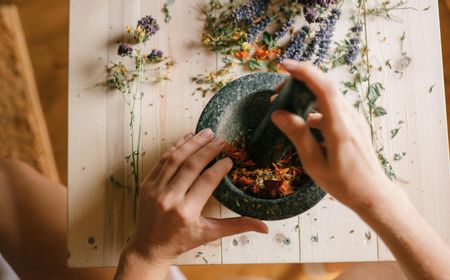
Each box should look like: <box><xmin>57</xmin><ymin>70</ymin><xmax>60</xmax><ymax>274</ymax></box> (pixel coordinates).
<box><xmin>348</xmin><ymin>178</ymin><xmax>409</xmax><ymax>217</ymax></box>
<box><xmin>122</xmin><ymin>243</ymin><xmax>175</xmax><ymax>266</ymax></box>
<box><xmin>114</xmin><ymin>246</ymin><xmax>174</xmax><ymax>280</ymax></box>
<box><xmin>352</xmin><ymin>179</ymin><xmax>413</xmax><ymax>221</ymax></box>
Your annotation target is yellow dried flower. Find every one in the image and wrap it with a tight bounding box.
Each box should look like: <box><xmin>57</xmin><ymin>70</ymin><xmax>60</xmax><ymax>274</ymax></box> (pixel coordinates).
<box><xmin>202</xmin><ymin>34</ymin><xmax>212</xmax><ymax>46</ymax></box>
<box><xmin>241</xmin><ymin>42</ymin><xmax>252</xmax><ymax>51</ymax></box>
<box><xmin>231</xmin><ymin>31</ymin><xmax>243</xmax><ymax>41</ymax></box>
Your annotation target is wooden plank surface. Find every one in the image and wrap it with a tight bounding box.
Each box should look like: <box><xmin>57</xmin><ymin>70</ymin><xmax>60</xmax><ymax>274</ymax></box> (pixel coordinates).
<box><xmin>68</xmin><ymin>0</ymin><xmax>450</xmax><ymax>266</ymax></box>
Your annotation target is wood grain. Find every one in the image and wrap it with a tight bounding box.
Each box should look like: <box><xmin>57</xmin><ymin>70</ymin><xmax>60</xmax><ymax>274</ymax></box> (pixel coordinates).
<box><xmin>67</xmin><ymin>0</ymin><xmax>450</xmax><ymax>267</ymax></box>
<box><xmin>0</xmin><ymin>4</ymin><xmax>59</xmax><ymax>181</ymax></box>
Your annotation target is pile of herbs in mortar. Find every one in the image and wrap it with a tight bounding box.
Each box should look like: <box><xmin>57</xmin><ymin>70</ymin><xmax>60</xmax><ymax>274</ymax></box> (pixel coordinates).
<box><xmin>223</xmin><ymin>140</ymin><xmax>305</xmax><ymax>199</ymax></box>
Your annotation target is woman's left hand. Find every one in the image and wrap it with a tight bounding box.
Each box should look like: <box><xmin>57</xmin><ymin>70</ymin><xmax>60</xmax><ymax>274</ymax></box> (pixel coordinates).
<box><xmin>115</xmin><ymin>129</ymin><xmax>268</xmax><ymax>280</ymax></box>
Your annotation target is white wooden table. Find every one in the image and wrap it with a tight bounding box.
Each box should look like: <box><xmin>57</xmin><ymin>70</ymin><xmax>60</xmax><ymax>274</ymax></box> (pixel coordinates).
<box><xmin>68</xmin><ymin>0</ymin><xmax>450</xmax><ymax>267</ymax></box>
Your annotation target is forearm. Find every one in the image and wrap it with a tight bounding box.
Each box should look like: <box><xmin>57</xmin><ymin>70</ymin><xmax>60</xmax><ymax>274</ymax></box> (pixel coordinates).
<box><xmin>114</xmin><ymin>248</ymin><xmax>172</xmax><ymax>280</ymax></box>
<box><xmin>356</xmin><ymin>181</ymin><xmax>450</xmax><ymax>280</ymax></box>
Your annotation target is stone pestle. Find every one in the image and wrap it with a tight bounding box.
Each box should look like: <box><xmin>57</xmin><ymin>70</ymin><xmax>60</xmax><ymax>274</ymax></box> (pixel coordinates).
<box><xmin>247</xmin><ymin>77</ymin><xmax>322</xmax><ymax>168</ymax></box>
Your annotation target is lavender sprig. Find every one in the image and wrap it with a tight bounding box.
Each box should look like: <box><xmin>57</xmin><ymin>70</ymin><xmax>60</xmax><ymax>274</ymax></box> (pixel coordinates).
<box><xmin>279</xmin><ymin>25</ymin><xmax>310</xmax><ymax>62</ymax></box>
<box><xmin>314</xmin><ymin>8</ymin><xmax>341</xmax><ymax>66</ymax></box>
<box><xmin>232</xmin><ymin>0</ymin><xmax>271</xmax><ymax>22</ymax></box>
<box><xmin>301</xmin><ymin>36</ymin><xmax>318</xmax><ymax>61</ymax></box>
<box><xmin>344</xmin><ymin>23</ymin><xmax>363</xmax><ymax>65</ymax></box>
<box><xmin>273</xmin><ymin>16</ymin><xmax>295</xmax><ymax>41</ymax></box>
<box><xmin>246</xmin><ymin>16</ymin><xmax>272</xmax><ymax>43</ymax></box>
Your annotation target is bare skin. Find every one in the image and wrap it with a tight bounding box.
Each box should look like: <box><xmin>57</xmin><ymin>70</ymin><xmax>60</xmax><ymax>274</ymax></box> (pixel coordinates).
<box><xmin>0</xmin><ymin>159</ymin><xmax>116</xmax><ymax>280</ymax></box>
<box><xmin>271</xmin><ymin>60</ymin><xmax>450</xmax><ymax>280</ymax></box>
<box><xmin>1</xmin><ymin>60</ymin><xmax>449</xmax><ymax>279</ymax></box>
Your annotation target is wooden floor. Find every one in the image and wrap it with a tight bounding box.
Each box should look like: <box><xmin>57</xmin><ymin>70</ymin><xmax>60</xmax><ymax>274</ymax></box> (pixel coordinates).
<box><xmin>8</xmin><ymin>0</ymin><xmax>450</xmax><ymax>279</ymax></box>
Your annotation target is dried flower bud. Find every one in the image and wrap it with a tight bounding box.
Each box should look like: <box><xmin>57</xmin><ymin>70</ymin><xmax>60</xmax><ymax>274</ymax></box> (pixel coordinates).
<box><xmin>117</xmin><ymin>43</ymin><xmax>133</xmax><ymax>57</ymax></box>
<box><xmin>232</xmin><ymin>0</ymin><xmax>270</xmax><ymax>22</ymax></box>
<box><xmin>147</xmin><ymin>49</ymin><xmax>164</xmax><ymax>62</ymax></box>
<box><xmin>137</xmin><ymin>15</ymin><xmax>160</xmax><ymax>37</ymax></box>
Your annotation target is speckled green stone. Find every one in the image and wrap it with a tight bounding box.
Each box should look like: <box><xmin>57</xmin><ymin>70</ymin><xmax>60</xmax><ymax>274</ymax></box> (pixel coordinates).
<box><xmin>196</xmin><ymin>72</ymin><xmax>326</xmax><ymax>221</ymax></box>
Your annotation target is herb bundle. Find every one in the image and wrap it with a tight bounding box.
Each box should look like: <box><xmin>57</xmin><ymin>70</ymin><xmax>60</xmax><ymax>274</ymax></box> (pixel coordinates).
<box><xmin>104</xmin><ymin>15</ymin><xmax>172</xmax><ymax>216</ymax></box>
<box><xmin>199</xmin><ymin>0</ymin><xmax>346</xmax><ymax>73</ymax></box>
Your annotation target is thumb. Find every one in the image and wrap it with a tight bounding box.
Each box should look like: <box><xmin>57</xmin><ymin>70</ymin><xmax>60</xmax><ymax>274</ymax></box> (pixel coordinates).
<box><xmin>205</xmin><ymin>217</ymin><xmax>268</xmax><ymax>241</ymax></box>
<box><xmin>271</xmin><ymin>110</ymin><xmax>326</xmax><ymax>174</ymax></box>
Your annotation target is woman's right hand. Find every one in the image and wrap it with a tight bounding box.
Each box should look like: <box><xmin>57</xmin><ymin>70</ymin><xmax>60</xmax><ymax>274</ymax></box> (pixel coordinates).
<box><xmin>271</xmin><ymin>60</ymin><xmax>395</xmax><ymax>212</ymax></box>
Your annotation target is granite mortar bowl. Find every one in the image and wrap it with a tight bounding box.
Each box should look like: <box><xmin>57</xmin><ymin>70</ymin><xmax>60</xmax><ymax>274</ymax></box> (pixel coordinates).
<box><xmin>195</xmin><ymin>72</ymin><xmax>326</xmax><ymax>220</ymax></box>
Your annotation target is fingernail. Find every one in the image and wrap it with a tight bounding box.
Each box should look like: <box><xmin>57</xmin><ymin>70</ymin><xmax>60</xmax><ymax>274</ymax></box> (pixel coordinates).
<box><xmin>262</xmin><ymin>223</ymin><xmax>269</xmax><ymax>234</ymax></box>
<box><xmin>199</xmin><ymin>128</ymin><xmax>213</xmax><ymax>138</ymax></box>
<box><xmin>282</xmin><ymin>59</ymin><xmax>298</xmax><ymax>71</ymax></box>
<box><xmin>224</xmin><ymin>157</ymin><xmax>233</xmax><ymax>166</ymax></box>
<box><xmin>213</xmin><ymin>137</ymin><xmax>225</xmax><ymax>145</ymax></box>
<box><xmin>183</xmin><ymin>132</ymin><xmax>194</xmax><ymax>140</ymax></box>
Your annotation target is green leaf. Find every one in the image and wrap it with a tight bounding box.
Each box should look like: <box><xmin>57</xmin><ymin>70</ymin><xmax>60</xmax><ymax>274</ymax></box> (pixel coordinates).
<box><xmin>247</xmin><ymin>58</ymin><xmax>265</xmax><ymax>71</ymax></box>
<box><xmin>343</xmin><ymin>81</ymin><xmax>357</xmax><ymax>91</ymax></box>
<box><xmin>393</xmin><ymin>152</ymin><xmax>407</xmax><ymax>161</ymax></box>
<box><xmin>377</xmin><ymin>152</ymin><xmax>397</xmax><ymax>179</ymax></box>
<box><xmin>367</xmin><ymin>82</ymin><xmax>385</xmax><ymax>106</ymax></box>
<box><xmin>373</xmin><ymin>106</ymin><xmax>387</xmax><ymax>117</ymax></box>
<box><xmin>262</xmin><ymin>32</ymin><xmax>276</xmax><ymax>49</ymax></box>
<box><xmin>390</xmin><ymin>127</ymin><xmax>400</xmax><ymax>139</ymax></box>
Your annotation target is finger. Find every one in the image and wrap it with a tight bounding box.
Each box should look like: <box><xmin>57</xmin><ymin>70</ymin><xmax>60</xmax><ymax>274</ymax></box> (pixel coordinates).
<box><xmin>146</xmin><ymin>132</ymin><xmax>194</xmax><ymax>181</ymax></box>
<box><xmin>306</xmin><ymin>112</ymin><xmax>323</xmax><ymax>129</ymax></box>
<box><xmin>282</xmin><ymin>60</ymin><xmax>343</xmax><ymax>119</ymax></box>
<box><xmin>186</xmin><ymin>157</ymin><xmax>232</xmax><ymax>210</ymax></box>
<box><xmin>270</xmin><ymin>94</ymin><xmax>278</xmax><ymax>103</ymax></box>
<box><xmin>272</xmin><ymin>110</ymin><xmax>326</xmax><ymax>175</ymax></box>
<box><xmin>169</xmin><ymin>137</ymin><xmax>227</xmax><ymax>194</ymax></box>
<box><xmin>204</xmin><ymin>217</ymin><xmax>268</xmax><ymax>241</ymax></box>
<box><xmin>156</xmin><ymin>128</ymin><xmax>214</xmax><ymax>185</ymax></box>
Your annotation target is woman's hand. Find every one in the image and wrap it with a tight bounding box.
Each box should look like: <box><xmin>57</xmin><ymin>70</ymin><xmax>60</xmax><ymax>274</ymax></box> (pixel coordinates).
<box><xmin>272</xmin><ymin>60</ymin><xmax>450</xmax><ymax>280</ymax></box>
<box><xmin>271</xmin><ymin>60</ymin><xmax>392</xmax><ymax>211</ymax></box>
<box><xmin>115</xmin><ymin>129</ymin><xmax>268</xmax><ymax>280</ymax></box>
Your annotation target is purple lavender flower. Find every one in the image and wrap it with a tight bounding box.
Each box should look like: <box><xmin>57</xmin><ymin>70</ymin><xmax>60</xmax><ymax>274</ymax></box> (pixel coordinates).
<box><xmin>314</xmin><ymin>8</ymin><xmax>341</xmax><ymax>66</ymax></box>
<box><xmin>303</xmin><ymin>5</ymin><xmax>319</xmax><ymax>23</ymax></box>
<box><xmin>147</xmin><ymin>49</ymin><xmax>164</xmax><ymax>62</ymax></box>
<box><xmin>232</xmin><ymin>0</ymin><xmax>271</xmax><ymax>22</ymax></box>
<box><xmin>300</xmin><ymin>35</ymin><xmax>318</xmax><ymax>61</ymax></box>
<box><xmin>118</xmin><ymin>43</ymin><xmax>133</xmax><ymax>57</ymax></box>
<box><xmin>246</xmin><ymin>16</ymin><xmax>272</xmax><ymax>43</ymax></box>
<box><xmin>344</xmin><ymin>23</ymin><xmax>363</xmax><ymax>65</ymax></box>
<box><xmin>279</xmin><ymin>25</ymin><xmax>310</xmax><ymax>62</ymax></box>
<box><xmin>297</xmin><ymin>0</ymin><xmax>338</xmax><ymax>8</ymax></box>
<box><xmin>273</xmin><ymin>16</ymin><xmax>295</xmax><ymax>41</ymax></box>
<box><xmin>137</xmin><ymin>15</ymin><xmax>160</xmax><ymax>37</ymax></box>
